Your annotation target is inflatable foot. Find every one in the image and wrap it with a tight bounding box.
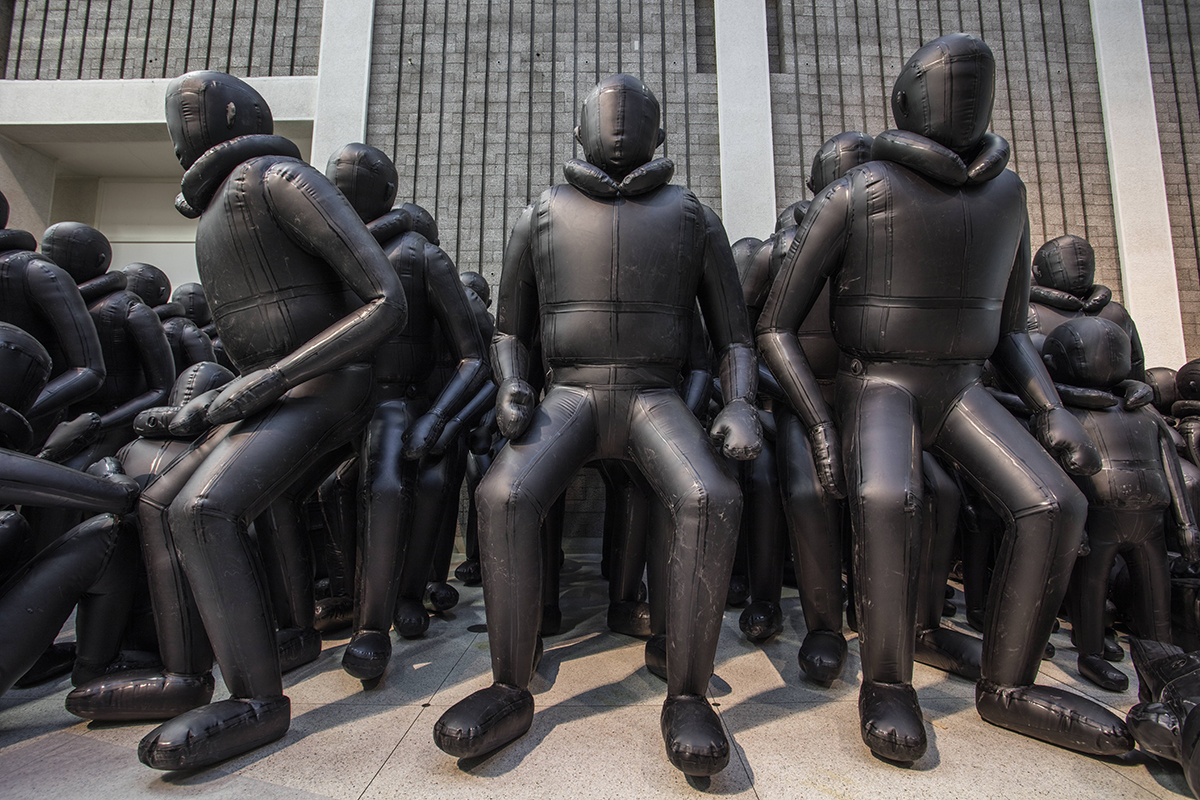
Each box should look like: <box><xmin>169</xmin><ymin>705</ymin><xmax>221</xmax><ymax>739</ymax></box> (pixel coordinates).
<box><xmin>343</xmin><ymin>630</ymin><xmax>392</xmax><ymax>681</ymax></box>
<box><xmin>799</xmin><ymin>630</ymin><xmax>847</xmax><ymax>685</ymax></box>
<box><xmin>1103</xmin><ymin>637</ymin><xmax>1125</xmax><ymax>663</ymax></box>
<box><xmin>726</xmin><ymin>574</ymin><xmax>749</xmax><ymax>608</ymax></box>
<box><xmin>1126</xmin><ymin>701</ymin><xmax>1180</xmax><ymax>761</ymax></box>
<box><xmin>66</xmin><ymin>670</ymin><xmax>215</xmax><ymax>721</ymax></box>
<box><xmin>313</xmin><ymin>596</ymin><xmax>354</xmax><ymax>633</ymax></box>
<box><xmin>454</xmin><ymin>558</ymin><xmax>482</xmax><ymax>586</ymax></box>
<box><xmin>660</xmin><ymin>695</ymin><xmax>729</xmax><ymax>776</ymax></box>
<box><xmin>942</xmin><ymin>599</ymin><xmax>957</xmax><ymax>618</ymax></box>
<box><xmin>739</xmin><ymin>601</ymin><xmax>783</xmax><ymax>643</ymax></box>
<box><xmin>14</xmin><ymin>642</ymin><xmax>76</xmax><ymax>689</ymax></box>
<box><xmin>138</xmin><ymin>695</ymin><xmax>290</xmax><ymax>770</ymax></box>
<box><xmin>433</xmin><ymin>683</ymin><xmax>534</xmax><ymax>758</ymax></box>
<box><xmin>645</xmin><ymin>634</ymin><xmax>667</xmax><ymax>681</ymax></box>
<box><xmin>966</xmin><ymin>608</ymin><xmax>986</xmax><ymax>633</ymax></box>
<box><xmin>1043</xmin><ymin>641</ymin><xmax>1056</xmax><ymax>660</ymax></box>
<box><xmin>859</xmin><ymin>680</ymin><xmax>927</xmax><ymax>763</ymax></box>
<box><xmin>425</xmin><ymin>581</ymin><xmax>459</xmax><ymax>612</ymax></box>
<box><xmin>393</xmin><ymin>597</ymin><xmax>430</xmax><ymax>639</ymax></box>
<box><xmin>607</xmin><ymin>600</ymin><xmax>652</xmax><ymax>638</ymax></box>
<box><xmin>541</xmin><ymin>604</ymin><xmax>563</xmax><ymax>636</ymax></box>
<box><xmin>277</xmin><ymin>627</ymin><xmax>321</xmax><ymax>672</ymax></box>
<box><xmin>1078</xmin><ymin>654</ymin><xmax>1129</xmax><ymax>692</ymax></box>
<box><xmin>975</xmin><ymin>680</ymin><xmax>1133</xmax><ymax>755</ymax></box>
<box><xmin>914</xmin><ymin>627</ymin><xmax>982</xmax><ymax>680</ymax></box>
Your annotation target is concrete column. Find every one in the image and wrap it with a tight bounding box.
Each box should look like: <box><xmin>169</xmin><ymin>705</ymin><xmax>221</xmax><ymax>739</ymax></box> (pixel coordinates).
<box><xmin>1090</xmin><ymin>0</ymin><xmax>1186</xmax><ymax>368</ymax></box>
<box><xmin>310</xmin><ymin>0</ymin><xmax>376</xmax><ymax>170</ymax></box>
<box><xmin>714</xmin><ymin>0</ymin><xmax>776</xmax><ymax>242</ymax></box>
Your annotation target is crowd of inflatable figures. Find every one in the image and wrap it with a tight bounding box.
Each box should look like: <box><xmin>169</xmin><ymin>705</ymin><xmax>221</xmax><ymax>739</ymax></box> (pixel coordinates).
<box><xmin>8</xmin><ymin>28</ymin><xmax>1200</xmax><ymax>792</ymax></box>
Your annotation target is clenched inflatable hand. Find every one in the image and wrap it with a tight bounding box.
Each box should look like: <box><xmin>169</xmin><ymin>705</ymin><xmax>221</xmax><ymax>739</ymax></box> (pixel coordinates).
<box><xmin>206</xmin><ymin>367</ymin><xmax>289</xmax><ymax>425</ymax></box>
<box><xmin>807</xmin><ymin>421</ymin><xmax>846</xmax><ymax>499</ymax></box>
<box><xmin>1031</xmin><ymin>404</ymin><xmax>1101</xmax><ymax>476</ymax></box>
<box><xmin>495</xmin><ymin>377</ymin><xmax>535</xmax><ymax>440</ymax></box>
<box><xmin>709</xmin><ymin>398</ymin><xmax>762</xmax><ymax>460</ymax></box>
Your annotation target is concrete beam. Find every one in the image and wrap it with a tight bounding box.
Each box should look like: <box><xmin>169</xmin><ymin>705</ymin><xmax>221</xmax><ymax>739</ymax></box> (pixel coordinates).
<box><xmin>1090</xmin><ymin>0</ymin><xmax>1187</xmax><ymax>368</ymax></box>
<box><xmin>714</xmin><ymin>0</ymin><xmax>777</xmax><ymax>242</ymax></box>
<box><xmin>309</xmin><ymin>0</ymin><xmax>376</xmax><ymax>170</ymax></box>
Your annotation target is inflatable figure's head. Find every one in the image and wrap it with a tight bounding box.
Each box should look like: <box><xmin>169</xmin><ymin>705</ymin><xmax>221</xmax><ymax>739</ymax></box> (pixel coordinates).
<box><xmin>166</xmin><ymin>71</ymin><xmax>274</xmax><ymax>169</ymax></box>
<box><xmin>40</xmin><ymin>222</ymin><xmax>112</xmax><ymax>283</ymax></box>
<box><xmin>1177</xmin><ymin>359</ymin><xmax>1200</xmax><ymax>402</ymax></box>
<box><xmin>775</xmin><ymin>200</ymin><xmax>809</xmax><ymax>232</ymax></box>
<box><xmin>808</xmin><ymin>131</ymin><xmax>874</xmax><ymax>193</ymax></box>
<box><xmin>0</xmin><ymin>322</ymin><xmax>51</xmax><ymax>417</ymax></box>
<box><xmin>1145</xmin><ymin>367</ymin><xmax>1179</xmax><ymax>415</ymax></box>
<box><xmin>168</xmin><ymin>361</ymin><xmax>235</xmax><ymax>406</ymax></box>
<box><xmin>576</xmin><ymin>74</ymin><xmax>665</xmax><ymax>181</ymax></box>
<box><xmin>327</xmin><ymin>143</ymin><xmax>399</xmax><ymax>223</ymax></box>
<box><xmin>400</xmin><ymin>202</ymin><xmax>440</xmax><ymax>245</ymax></box>
<box><xmin>122</xmin><ymin>263</ymin><xmax>172</xmax><ymax>306</ymax></box>
<box><xmin>892</xmin><ymin>33</ymin><xmax>995</xmax><ymax>154</ymax></box>
<box><xmin>731</xmin><ymin>237</ymin><xmax>763</xmax><ymax>280</ymax></box>
<box><xmin>1042</xmin><ymin>317</ymin><xmax>1131</xmax><ymax>389</ymax></box>
<box><xmin>1033</xmin><ymin>234</ymin><xmax>1095</xmax><ymax>297</ymax></box>
<box><xmin>172</xmin><ymin>282</ymin><xmax>212</xmax><ymax>327</ymax></box>
<box><xmin>459</xmin><ymin>271</ymin><xmax>491</xmax><ymax>308</ymax></box>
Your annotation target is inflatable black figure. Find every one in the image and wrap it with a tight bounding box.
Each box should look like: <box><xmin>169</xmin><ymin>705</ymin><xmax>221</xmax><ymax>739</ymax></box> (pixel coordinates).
<box><xmin>87</xmin><ymin>71</ymin><xmax>407</xmax><ymax>771</ymax></box>
<box><xmin>434</xmin><ymin>74</ymin><xmax>761</xmax><ymax>777</ymax></box>
<box><xmin>0</xmin><ymin>322</ymin><xmax>138</xmax><ymax>695</ymax></box>
<box><xmin>172</xmin><ymin>282</ymin><xmax>232</xmax><ymax>372</ymax></box>
<box><xmin>123</xmin><ymin>263</ymin><xmax>215</xmax><ymax>374</ymax></box>
<box><xmin>325</xmin><ymin>142</ymin><xmax>485</xmax><ymax>679</ymax></box>
<box><xmin>757</xmin><ymin>34</ymin><xmax>1131</xmax><ymax>761</ymax></box>
<box><xmin>1043</xmin><ymin>318</ymin><xmax>1199</xmax><ymax>691</ymax></box>
<box><xmin>1127</xmin><ymin>638</ymin><xmax>1200</xmax><ymax>797</ymax></box>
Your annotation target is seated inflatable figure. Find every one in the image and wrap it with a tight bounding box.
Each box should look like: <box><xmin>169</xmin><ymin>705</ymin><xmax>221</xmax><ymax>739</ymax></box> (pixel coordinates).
<box><xmin>756</xmin><ymin>33</ymin><xmax>1130</xmax><ymax>762</ymax></box>
<box><xmin>172</xmin><ymin>282</ymin><xmax>233</xmax><ymax>372</ymax></box>
<box><xmin>1042</xmin><ymin>318</ymin><xmax>1199</xmax><ymax>691</ymax></box>
<box><xmin>324</xmin><ymin>142</ymin><xmax>485</xmax><ymax>679</ymax></box>
<box><xmin>433</xmin><ymin>74</ymin><xmax>760</xmax><ymax>777</ymax></box>
<box><xmin>38</xmin><ymin>224</ymin><xmax>175</xmax><ymax>470</ymax></box>
<box><xmin>1126</xmin><ymin>638</ymin><xmax>1200</xmax><ymax>797</ymax></box>
<box><xmin>1028</xmin><ymin>233</ymin><xmax>1146</xmax><ymax>382</ymax></box>
<box><xmin>89</xmin><ymin>70</ymin><xmax>407</xmax><ymax>771</ymax></box>
<box><xmin>0</xmin><ymin>322</ymin><xmax>138</xmax><ymax>695</ymax></box>
<box><xmin>0</xmin><ymin>212</ymin><xmax>105</xmax><ymax>450</ymax></box>
<box><xmin>122</xmin><ymin>263</ymin><xmax>215</xmax><ymax>374</ymax></box>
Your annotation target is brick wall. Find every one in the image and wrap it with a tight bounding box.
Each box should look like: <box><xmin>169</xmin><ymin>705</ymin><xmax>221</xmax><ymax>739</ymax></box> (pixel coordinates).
<box><xmin>4</xmin><ymin>0</ymin><xmax>323</xmax><ymax>79</ymax></box>
<box><xmin>1145</xmin><ymin>0</ymin><xmax>1200</xmax><ymax>360</ymax></box>
<box><xmin>769</xmin><ymin>0</ymin><xmax>1123</xmax><ymax>308</ymax></box>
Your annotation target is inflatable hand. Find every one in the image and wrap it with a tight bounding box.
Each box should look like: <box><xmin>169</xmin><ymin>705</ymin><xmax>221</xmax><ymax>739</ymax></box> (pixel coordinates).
<box><xmin>1118</xmin><ymin>379</ymin><xmax>1154</xmax><ymax>410</ymax></box>
<box><xmin>206</xmin><ymin>367</ymin><xmax>289</xmax><ymax>425</ymax></box>
<box><xmin>134</xmin><ymin>406</ymin><xmax>182</xmax><ymax>437</ymax></box>
<box><xmin>39</xmin><ymin>412</ymin><xmax>102</xmax><ymax>462</ymax></box>
<box><xmin>86</xmin><ymin>456</ymin><xmax>140</xmax><ymax>514</ymax></box>
<box><xmin>167</xmin><ymin>388</ymin><xmax>223</xmax><ymax>437</ymax></box>
<box><xmin>709</xmin><ymin>398</ymin><xmax>762</xmax><ymax>460</ymax></box>
<box><xmin>808</xmin><ymin>421</ymin><xmax>847</xmax><ymax>499</ymax></box>
<box><xmin>428</xmin><ymin>418</ymin><xmax>461</xmax><ymax>457</ymax></box>
<box><xmin>496</xmin><ymin>377</ymin><xmax>535</xmax><ymax>440</ymax></box>
<box><xmin>401</xmin><ymin>411</ymin><xmax>447</xmax><ymax>460</ymax></box>
<box><xmin>1031</xmin><ymin>405</ymin><xmax>1101</xmax><ymax>476</ymax></box>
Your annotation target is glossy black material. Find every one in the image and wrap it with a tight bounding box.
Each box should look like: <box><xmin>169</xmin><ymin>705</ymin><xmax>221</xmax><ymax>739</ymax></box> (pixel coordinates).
<box><xmin>119</xmin><ymin>71</ymin><xmax>407</xmax><ymax>771</ymax></box>
<box><xmin>435</xmin><ymin>75</ymin><xmax>760</xmax><ymax>773</ymax></box>
<box><xmin>757</xmin><ymin>34</ymin><xmax>1127</xmax><ymax>759</ymax></box>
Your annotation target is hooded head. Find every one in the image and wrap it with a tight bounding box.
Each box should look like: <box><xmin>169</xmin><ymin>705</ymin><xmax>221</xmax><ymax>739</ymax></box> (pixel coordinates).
<box><xmin>1145</xmin><ymin>367</ymin><xmax>1179</xmax><ymax>414</ymax></box>
<box><xmin>1178</xmin><ymin>360</ymin><xmax>1200</xmax><ymax>402</ymax></box>
<box><xmin>326</xmin><ymin>143</ymin><xmax>399</xmax><ymax>223</ymax></box>
<box><xmin>808</xmin><ymin>131</ymin><xmax>874</xmax><ymax>193</ymax></box>
<box><xmin>168</xmin><ymin>361</ymin><xmax>236</xmax><ymax>406</ymax></box>
<box><xmin>1042</xmin><ymin>317</ymin><xmax>1131</xmax><ymax>389</ymax></box>
<box><xmin>400</xmin><ymin>202</ymin><xmax>439</xmax><ymax>245</ymax></box>
<box><xmin>166</xmin><ymin>71</ymin><xmax>274</xmax><ymax>170</ymax></box>
<box><xmin>575</xmin><ymin>75</ymin><xmax>665</xmax><ymax>181</ymax></box>
<box><xmin>40</xmin><ymin>222</ymin><xmax>112</xmax><ymax>283</ymax></box>
<box><xmin>121</xmin><ymin>263</ymin><xmax>172</xmax><ymax>306</ymax></box>
<box><xmin>891</xmin><ymin>33</ymin><xmax>995</xmax><ymax>154</ymax></box>
<box><xmin>172</xmin><ymin>282</ymin><xmax>212</xmax><ymax>326</ymax></box>
<box><xmin>1033</xmin><ymin>235</ymin><xmax>1095</xmax><ymax>297</ymax></box>
<box><xmin>459</xmin><ymin>271</ymin><xmax>491</xmax><ymax>308</ymax></box>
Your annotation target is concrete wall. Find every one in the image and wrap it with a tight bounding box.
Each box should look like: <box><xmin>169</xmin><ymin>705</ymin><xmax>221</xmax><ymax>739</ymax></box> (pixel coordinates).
<box><xmin>1144</xmin><ymin>0</ymin><xmax>1200</xmax><ymax>360</ymax></box>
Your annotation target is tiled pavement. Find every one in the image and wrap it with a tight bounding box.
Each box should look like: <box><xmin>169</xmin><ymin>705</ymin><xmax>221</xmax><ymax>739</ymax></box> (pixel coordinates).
<box><xmin>0</xmin><ymin>552</ymin><xmax>1190</xmax><ymax>799</ymax></box>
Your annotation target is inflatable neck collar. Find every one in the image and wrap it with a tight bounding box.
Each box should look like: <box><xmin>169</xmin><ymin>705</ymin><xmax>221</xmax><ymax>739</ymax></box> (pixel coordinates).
<box><xmin>872</xmin><ymin>130</ymin><xmax>1010</xmax><ymax>187</ymax></box>
<box><xmin>178</xmin><ymin>134</ymin><xmax>303</xmax><ymax>218</ymax></box>
<box><xmin>78</xmin><ymin>271</ymin><xmax>127</xmax><ymax>304</ymax></box>
<box><xmin>0</xmin><ymin>229</ymin><xmax>37</xmax><ymax>254</ymax></box>
<box><xmin>563</xmin><ymin>157</ymin><xmax>674</xmax><ymax>198</ymax></box>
